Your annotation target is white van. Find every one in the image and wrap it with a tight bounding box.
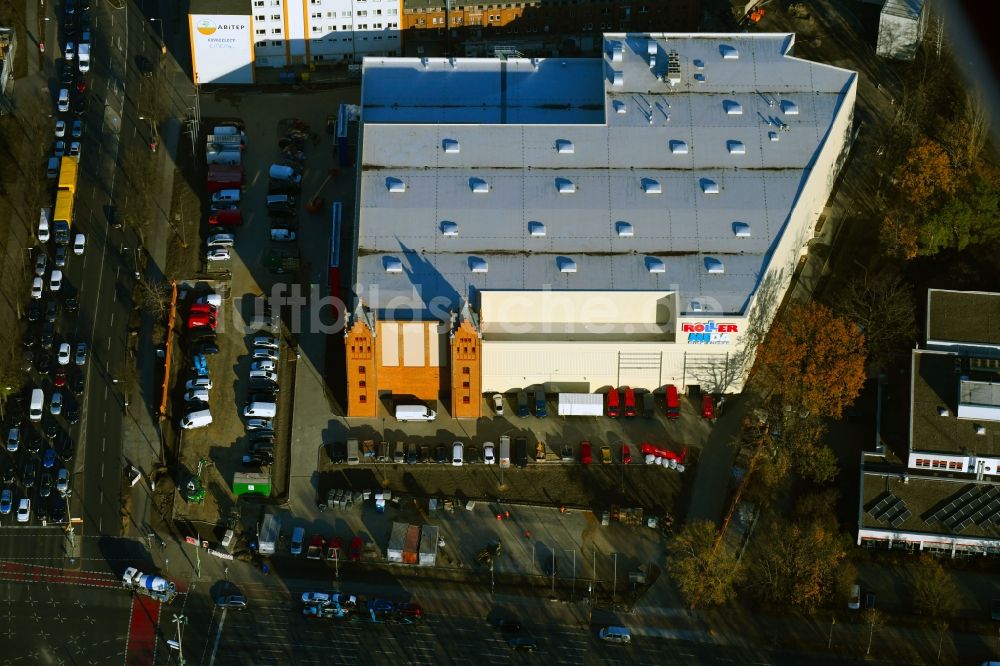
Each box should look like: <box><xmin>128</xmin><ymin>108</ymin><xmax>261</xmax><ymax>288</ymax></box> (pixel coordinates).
<box><xmin>38</xmin><ymin>208</ymin><xmax>51</xmax><ymax>242</ymax></box>
<box><xmin>346</xmin><ymin>438</ymin><xmax>360</xmax><ymax>465</ymax></box>
<box><xmin>598</xmin><ymin>626</ymin><xmax>631</xmax><ymax>644</ymax></box>
<box><xmin>243</xmin><ymin>402</ymin><xmax>277</xmax><ymax>418</ymax></box>
<box><xmin>181</xmin><ymin>409</ymin><xmax>213</xmax><ymax>429</ymax></box>
<box><xmin>30</xmin><ymin>389</ymin><xmax>45</xmax><ymax>422</ymax></box>
<box><xmin>452</xmin><ymin>442</ymin><xmax>464</xmax><ymax>466</ymax></box>
<box><xmin>211</xmin><ymin>189</ymin><xmax>241</xmax><ymax>204</ymax></box>
<box><xmin>395</xmin><ymin>404</ymin><xmax>437</xmax><ymax>422</ymax></box>
<box><xmin>498</xmin><ymin>435</ymin><xmax>511</xmax><ymax>468</ymax></box>
<box><xmin>269</xmin><ymin>164</ymin><xmax>302</xmax><ymax>184</ymax></box>
<box><xmin>78</xmin><ymin>43</ymin><xmax>91</xmax><ymax>72</ymax></box>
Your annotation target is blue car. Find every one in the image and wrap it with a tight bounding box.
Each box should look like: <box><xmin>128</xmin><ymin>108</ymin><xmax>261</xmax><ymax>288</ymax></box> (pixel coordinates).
<box><xmin>42</xmin><ymin>448</ymin><xmax>57</xmax><ymax>469</ymax></box>
<box><xmin>0</xmin><ymin>488</ymin><xmax>12</xmax><ymax>515</ymax></box>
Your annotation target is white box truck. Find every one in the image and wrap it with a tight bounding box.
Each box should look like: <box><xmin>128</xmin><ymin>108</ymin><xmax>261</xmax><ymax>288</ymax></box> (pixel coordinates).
<box><xmin>258</xmin><ymin>513</ymin><xmax>281</xmax><ymax>555</ymax></box>
<box><xmin>557</xmin><ymin>393</ymin><xmax>605</xmax><ymax>416</ymax></box>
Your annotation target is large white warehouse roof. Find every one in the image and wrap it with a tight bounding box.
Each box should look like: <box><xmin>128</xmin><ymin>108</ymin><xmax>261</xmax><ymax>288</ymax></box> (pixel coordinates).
<box><xmin>355</xmin><ymin>33</ymin><xmax>856</xmax><ymax>319</ymax></box>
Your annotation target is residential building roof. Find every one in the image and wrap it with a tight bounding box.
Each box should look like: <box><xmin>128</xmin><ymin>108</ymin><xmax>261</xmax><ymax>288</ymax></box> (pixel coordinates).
<box><xmin>356</xmin><ymin>33</ymin><xmax>856</xmax><ymax>319</ymax></box>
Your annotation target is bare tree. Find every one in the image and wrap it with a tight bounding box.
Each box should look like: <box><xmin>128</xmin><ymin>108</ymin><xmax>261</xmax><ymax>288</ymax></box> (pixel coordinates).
<box><xmin>864</xmin><ymin>607</ymin><xmax>884</xmax><ymax>656</ymax></box>
<box><xmin>136</xmin><ymin>277</ymin><xmax>170</xmax><ymax>319</ymax></box>
<box><xmin>833</xmin><ymin>271</ymin><xmax>917</xmax><ymax>370</ymax></box>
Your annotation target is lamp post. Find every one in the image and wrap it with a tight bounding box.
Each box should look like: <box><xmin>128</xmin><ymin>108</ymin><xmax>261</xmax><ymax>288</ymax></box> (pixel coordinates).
<box><xmin>150</xmin><ymin>18</ymin><xmax>166</xmax><ymax>55</ymax></box>
<box><xmin>172</xmin><ymin>614</ymin><xmax>187</xmax><ymax>666</ymax></box>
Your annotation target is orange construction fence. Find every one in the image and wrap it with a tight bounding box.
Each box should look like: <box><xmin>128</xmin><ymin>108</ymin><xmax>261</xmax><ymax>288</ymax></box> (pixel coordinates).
<box><xmin>158</xmin><ymin>281</ymin><xmax>178</xmax><ymax>419</ymax></box>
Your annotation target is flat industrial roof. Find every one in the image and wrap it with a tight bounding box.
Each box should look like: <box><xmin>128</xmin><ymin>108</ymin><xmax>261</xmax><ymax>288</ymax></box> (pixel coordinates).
<box><xmin>927</xmin><ymin>289</ymin><xmax>1000</xmax><ymax>348</ymax></box>
<box><xmin>910</xmin><ymin>350</ymin><xmax>1000</xmax><ymax>457</ymax></box>
<box><xmin>356</xmin><ymin>33</ymin><xmax>856</xmax><ymax>319</ymax></box>
<box><xmin>860</xmin><ymin>470</ymin><xmax>1000</xmax><ymax>541</ymax></box>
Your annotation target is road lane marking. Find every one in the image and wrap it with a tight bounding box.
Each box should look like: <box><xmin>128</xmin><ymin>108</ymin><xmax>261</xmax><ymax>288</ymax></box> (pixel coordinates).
<box><xmin>102</xmin><ymin>437</ymin><xmax>105</xmax><ymax>453</ymax></box>
<box><xmin>208</xmin><ymin>608</ymin><xmax>228</xmax><ymax>666</ymax></box>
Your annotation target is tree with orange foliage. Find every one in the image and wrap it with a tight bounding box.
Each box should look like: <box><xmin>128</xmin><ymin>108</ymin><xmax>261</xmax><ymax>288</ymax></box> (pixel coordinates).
<box><xmin>753</xmin><ymin>302</ymin><xmax>867</xmax><ymax>420</ymax></box>
<box><xmin>894</xmin><ymin>138</ymin><xmax>957</xmax><ymax>209</ymax></box>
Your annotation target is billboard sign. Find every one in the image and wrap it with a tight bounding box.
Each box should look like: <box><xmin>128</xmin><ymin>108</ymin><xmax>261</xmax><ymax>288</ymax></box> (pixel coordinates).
<box><xmin>682</xmin><ymin>321</ymin><xmax>739</xmax><ymax>345</ymax></box>
<box><xmin>189</xmin><ymin>15</ymin><xmax>254</xmax><ymax>84</ymax></box>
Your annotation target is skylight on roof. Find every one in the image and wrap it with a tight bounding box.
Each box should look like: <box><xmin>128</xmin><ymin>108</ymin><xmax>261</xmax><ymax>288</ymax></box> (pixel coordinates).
<box><xmin>732</xmin><ymin>222</ymin><xmax>751</xmax><ymax>238</ymax></box>
<box><xmin>384</xmin><ymin>256</ymin><xmax>403</xmax><ymax>273</ymax></box>
<box><xmin>616</xmin><ymin>221</ymin><xmax>634</xmax><ymax>237</ymax></box>
<box><xmin>469</xmin><ymin>257</ymin><xmax>489</xmax><ymax>273</ymax></box>
<box><xmin>723</xmin><ymin>100</ymin><xmax>743</xmax><ymax>115</ymax></box>
<box><xmin>557</xmin><ymin>257</ymin><xmax>577</xmax><ymax>273</ymax></box>
<box><xmin>386</xmin><ymin>177</ymin><xmax>406</xmax><ymax>193</ymax></box>
<box><xmin>669</xmin><ymin>140</ymin><xmax>688</xmax><ymax>154</ymax></box>
<box><xmin>441</xmin><ymin>221</ymin><xmax>459</xmax><ymax>236</ymax></box>
<box><xmin>642</xmin><ymin>178</ymin><xmax>661</xmax><ymax>194</ymax></box>
<box><xmin>555</xmin><ymin>178</ymin><xmax>576</xmax><ymax>194</ymax></box>
<box><xmin>611</xmin><ymin>71</ymin><xmax>624</xmax><ymax>87</ymax></box>
<box><xmin>611</xmin><ymin>42</ymin><xmax>623</xmax><ymax>63</ymax></box>
<box><xmin>727</xmin><ymin>140</ymin><xmax>746</xmax><ymax>155</ymax></box>
<box><xmin>442</xmin><ymin>139</ymin><xmax>460</xmax><ymax>153</ymax></box>
<box><xmin>645</xmin><ymin>257</ymin><xmax>665</xmax><ymax>274</ymax></box>
<box><xmin>720</xmin><ymin>44</ymin><xmax>739</xmax><ymax>59</ymax></box>
<box><xmin>701</xmin><ymin>179</ymin><xmax>720</xmax><ymax>194</ymax></box>
<box><xmin>705</xmin><ymin>257</ymin><xmax>725</xmax><ymax>274</ymax></box>
<box><xmin>470</xmin><ymin>177</ymin><xmax>489</xmax><ymax>193</ymax></box>
<box><xmin>556</xmin><ymin>139</ymin><xmax>574</xmax><ymax>154</ymax></box>
<box><xmin>528</xmin><ymin>221</ymin><xmax>546</xmax><ymax>237</ymax></box>
<box><xmin>613</xmin><ymin>100</ymin><xmax>627</xmax><ymax>114</ymax></box>
<box><xmin>781</xmin><ymin>100</ymin><xmax>799</xmax><ymax>115</ymax></box>
<box><xmin>647</xmin><ymin>39</ymin><xmax>657</xmax><ymax>55</ymax></box>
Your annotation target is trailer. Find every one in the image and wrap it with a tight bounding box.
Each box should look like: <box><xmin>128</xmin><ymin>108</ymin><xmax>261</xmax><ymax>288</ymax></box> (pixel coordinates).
<box><xmin>403</xmin><ymin>525</ymin><xmax>420</xmax><ymax>565</ymax></box>
<box><xmin>557</xmin><ymin>393</ymin><xmax>604</xmax><ymax>416</ymax></box>
<box><xmin>207</xmin><ymin>165</ymin><xmax>244</xmax><ymax>193</ymax></box>
<box><xmin>418</xmin><ymin>525</ymin><xmax>438</xmax><ymax>567</ymax></box>
<box><xmin>386</xmin><ymin>522</ymin><xmax>408</xmax><ymax>562</ymax></box>
<box><xmin>258</xmin><ymin>513</ymin><xmax>281</xmax><ymax>556</ymax></box>
<box><xmin>122</xmin><ymin>567</ymin><xmax>177</xmax><ymax>603</ymax></box>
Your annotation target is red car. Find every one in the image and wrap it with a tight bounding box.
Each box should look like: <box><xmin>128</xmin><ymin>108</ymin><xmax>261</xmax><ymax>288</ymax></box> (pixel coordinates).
<box><xmin>701</xmin><ymin>394</ymin><xmax>716</xmax><ymax>420</ymax></box>
<box><xmin>189</xmin><ymin>303</ymin><xmax>217</xmax><ymax>316</ymax></box>
<box><xmin>606</xmin><ymin>389</ymin><xmax>620</xmax><ymax>417</ymax></box>
<box><xmin>208</xmin><ymin>210</ymin><xmax>242</xmax><ymax>226</ymax></box>
<box><xmin>664</xmin><ymin>384</ymin><xmax>680</xmax><ymax>419</ymax></box>
<box><xmin>580</xmin><ymin>440</ymin><xmax>592</xmax><ymax>465</ymax></box>
<box><xmin>348</xmin><ymin>535</ymin><xmax>363</xmax><ymax>561</ymax></box>
<box><xmin>397</xmin><ymin>602</ymin><xmax>422</xmax><ymax>618</ymax></box>
<box><xmin>623</xmin><ymin>387</ymin><xmax>636</xmax><ymax>417</ymax></box>
<box><xmin>54</xmin><ymin>366</ymin><xmax>67</xmax><ymax>388</ymax></box>
<box><xmin>187</xmin><ymin>313</ymin><xmax>218</xmax><ymax>330</ymax></box>
<box><xmin>326</xmin><ymin>536</ymin><xmax>343</xmax><ymax>560</ymax></box>
<box><xmin>621</xmin><ymin>443</ymin><xmax>632</xmax><ymax>465</ymax></box>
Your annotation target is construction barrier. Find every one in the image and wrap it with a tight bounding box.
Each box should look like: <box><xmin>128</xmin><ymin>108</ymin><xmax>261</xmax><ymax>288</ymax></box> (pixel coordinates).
<box><xmin>158</xmin><ymin>281</ymin><xmax>178</xmax><ymax>419</ymax></box>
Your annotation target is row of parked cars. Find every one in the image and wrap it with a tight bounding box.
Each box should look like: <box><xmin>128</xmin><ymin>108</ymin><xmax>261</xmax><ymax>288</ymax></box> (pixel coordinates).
<box><xmin>240</xmin><ymin>311</ymin><xmax>282</xmax><ymax>468</ymax></box>
<box><xmin>179</xmin><ymin>294</ymin><xmax>223</xmax><ymax>429</ymax></box>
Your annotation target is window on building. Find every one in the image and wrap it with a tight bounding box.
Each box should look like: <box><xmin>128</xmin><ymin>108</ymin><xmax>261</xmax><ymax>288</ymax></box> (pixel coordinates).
<box><xmin>931</xmin><ymin>460</ymin><xmax>948</xmax><ymax>469</ymax></box>
<box><xmin>312</xmin><ymin>25</ymin><xmax>322</xmax><ymax>32</ymax></box>
<box><xmin>342</xmin><ymin>10</ymin><xmax>351</xmax><ymax>16</ymax></box>
<box><xmin>256</xmin><ymin>14</ymin><xmax>266</xmax><ymax>21</ymax></box>
<box><xmin>376</xmin><ymin>8</ymin><xmax>382</xmax><ymax>14</ymax></box>
<box><xmin>462</xmin><ymin>381</ymin><xmax>470</xmax><ymax>388</ymax></box>
<box><xmin>357</xmin><ymin>10</ymin><xmax>367</xmax><ymax>16</ymax></box>
<box><xmin>358</xmin><ymin>379</ymin><xmax>366</xmax><ymax>388</ymax></box>
<box><xmin>313</xmin><ymin>54</ymin><xmax>325</xmax><ymax>61</ymax></box>
<box><xmin>272</xmin><ymin>39</ymin><xmax>283</xmax><ymax>46</ymax></box>
<box><xmin>256</xmin><ymin>40</ymin><xmax>268</xmax><ymax>48</ymax></box>
<box><xmin>948</xmin><ymin>461</ymin><xmax>963</xmax><ymax>470</ymax></box>
<box><xmin>343</xmin><ymin>24</ymin><xmax>353</xmax><ymax>29</ymax></box>
<box><xmin>271</xmin><ymin>0</ymin><xmax>280</xmax><ymax>5</ymax></box>
<box><xmin>254</xmin><ymin>0</ymin><xmax>264</xmax><ymax>6</ymax></box>
<box><xmin>328</xmin><ymin>24</ymin><xmax>337</xmax><ymax>30</ymax></box>
<box><xmin>271</xmin><ymin>14</ymin><xmax>281</xmax><ymax>20</ymax></box>
<box><xmin>359</xmin><ymin>394</ymin><xmax>367</xmax><ymax>402</ymax></box>
<box><xmin>272</xmin><ymin>28</ymin><xmax>282</xmax><ymax>34</ymax></box>
<box><xmin>462</xmin><ymin>396</ymin><xmax>470</xmax><ymax>404</ymax></box>
<box><xmin>327</xmin><ymin>11</ymin><xmax>336</xmax><ymax>17</ymax></box>
<box><xmin>375</xmin><ymin>22</ymin><xmax>382</xmax><ymax>27</ymax></box>
<box><xmin>915</xmin><ymin>458</ymin><xmax>930</xmax><ymax>468</ymax></box>
<box><xmin>256</xmin><ymin>28</ymin><xmax>267</xmax><ymax>35</ymax></box>
<box><xmin>388</xmin><ymin>8</ymin><xmax>397</xmax><ymax>14</ymax></box>
<box><xmin>311</xmin><ymin>11</ymin><xmax>322</xmax><ymax>18</ymax></box>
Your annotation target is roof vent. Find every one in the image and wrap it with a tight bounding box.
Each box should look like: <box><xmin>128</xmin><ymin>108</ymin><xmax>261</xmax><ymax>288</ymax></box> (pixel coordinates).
<box><xmin>555</xmin><ymin>177</ymin><xmax>576</xmax><ymax>194</ymax></box>
<box><xmin>727</xmin><ymin>140</ymin><xmax>746</xmax><ymax>155</ymax></box>
<box><xmin>442</xmin><ymin>138</ymin><xmax>460</xmax><ymax>153</ymax></box>
<box><xmin>613</xmin><ymin>100</ymin><xmax>627</xmax><ymax>114</ymax></box>
<box><xmin>611</xmin><ymin>70</ymin><xmax>624</xmax><ymax>87</ymax></box>
<box><xmin>693</xmin><ymin>59</ymin><xmax>704</xmax><ymax>69</ymax></box>
<box><xmin>386</xmin><ymin>177</ymin><xmax>406</xmax><ymax>193</ymax></box>
<box><xmin>732</xmin><ymin>221</ymin><xmax>751</xmax><ymax>238</ymax></box>
<box><xmin>642</xmin><ymin>178</ymin><xmax>661</xmax><ymax>194</ymax></box>
<box><xmin>937</xmin><ymin>406</ymin><xmax>950</xmax><ymax>417</ymax></box>
<box><xmin>720</xmin><ymin>44</ymin><xmax>739</xmax><ymax>59</ymax></box>
<box><xmin>690</xmin><ymin>300</ymin><xmax>702</xmax><ymax>312</ymax></box>
<box><xmin>694</xmin><ymin>73</ymin><xmax>705</xmax><ymax>83</ymax></box>
<box><xmin>724</xmin><ymin>100</ymin><xmax>743</xmax><ymax>115</ymax></box>
<box><xmin>781</xmin><ymin>100</ymin><xmax>799</xmax><ymax>115</ymax></box>
<box><xmin>441</xmin><ymin>220</ymin><xmax>459</xmax><ymax>236</ymax></box>
<box><xmin>670</xmin><ymin>140</ymin><xmax>688</xmax><ymax>154</ymax></box>
<box><xmin>611</xmin><ymin>41</ymin><xmax>623</xmax><ymax>63</ymax></box>
<box><xmin>384</xmin><ymin>256</ymin><xmax>403</xmax><ymax>273</ymax></box>
<box><xmin>645</xmin><ymin>257</ymin><xmax>665</xmax><ymax>273</ymax></box>
<box><xmin>701</xmin><ymin>179</ymin><xmax>720</xmax><ymax>194</ymax></box>
<box><xmin>647</xmin><ymin>39</ymin><xmax>657</xmax><ymax>56</ymax></box>
<box><xmin>975</xmin><ymin>424</ymin><xmax>987</xmax><ymax>435</ymax></box>
<box><xmin>769</xmin><ymin>131</ymin><xmax>779</xmax><ymax>142</ymax></box>
<box><xmin>555</xmin><ymin>139</ymin><xmax>574</xmax><ymax>154</ymax></box>
<box><xmin>616</xmin><ymin>221</ymin><xmax>634</xmax><ymax>237</ymax></box>
<box><xmin>557</xmin><ymin>257</ymin><xmax>577</xmax><ymax>273</ymax></box>
<box><xmin>528</xmin><ymin>221</ymin><xmax>546</xmax><ymax>237</ymax></box>
<box><xmin>469</xmin><ymin>257</ymin><xmax>489</xmax><ymax>273</ymax></box>
<box><xmin>470</xmin><ymin>177</ymin><xmax>489</xmax><ymax>193</ymax></box>
<box><xmin>705</xmin><ymin>257</ymin><xmax>725</xmax><ymax>274</ymax></box>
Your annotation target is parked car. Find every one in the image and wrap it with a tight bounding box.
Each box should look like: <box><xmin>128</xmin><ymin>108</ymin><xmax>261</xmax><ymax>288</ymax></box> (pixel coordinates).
<box><xmin>600</xmin><ymin>445</ymin><xmax>612</xmax><ymax>464</ymax></box>
<box><xmin>16</xmin><ymin>498</ymin><xmax>31</xmax><ymax>523</ymax></box>
<box><xmin>0</xmin><ymin>488</ymin><xmax>12</xmax><ymax>515</ymax></box>
<box><xmin>491</xmin><ymin>393</ymin><xmax>504</xmax><ymax>415</ymax></box>
<box><xmin>483</xmin><ymin>442</ymin><xmax>495</xmax><ymax>465</ymax></box>
<box><xmin>580</xmin><ymin>440</ymin><xmax>593</xmax><ymax>465</ymax></box>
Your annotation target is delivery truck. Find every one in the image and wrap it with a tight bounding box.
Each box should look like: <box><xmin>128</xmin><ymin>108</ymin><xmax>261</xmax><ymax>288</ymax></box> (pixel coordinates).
<box><xmin>257</xmin><ymin>513</ymin><xmax>281</xmax><ymax>556</ymax></box>
<box><xmin>557</xmin><ymin>393</ymin><xmax>604</xmax><ymax>416</ymax></box>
